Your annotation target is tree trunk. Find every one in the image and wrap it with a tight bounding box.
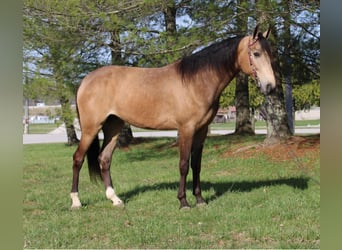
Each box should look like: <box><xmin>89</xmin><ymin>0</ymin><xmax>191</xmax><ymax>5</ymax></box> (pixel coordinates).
<box><xmin>263</xmin><ymin>78</ymin><xmax>291</xmax><ymax>144</ymax></box>
<box><xmin>234</xmin><ymin>0</ymin><xmax>254</xmax><ymax>136</ymax></box>
<box><xmin>60</xmin><ymin>96</ymin><xmax>79</xmax><ymax>145</ymax></box>
<box><xmin>285</xmin><ymin>76</ymin><xmax>294</xmax><ymax>134</ymax></box>
<box><xmin>164</xmin><ymin>1</ymin><xmax>177</xmax><ymax>34</ymax></box>
<box><xmin>261</xmin><ymin>23</ymin><xmax>292</xmax><ymax>144</ymax></box>
<box><xmin>251</xmin><ymin>107</ymin><xmax>256</xmax><ymax>130</ymax></box>
<box><xmin>234</xmin><ymin>73</ymin><xmax>255</xmax><ymax>135</ymax></box>
<box><xmin>283</xmin><ymin>1</ymin><xmax>295</xmax><ymax>135</ymax></box>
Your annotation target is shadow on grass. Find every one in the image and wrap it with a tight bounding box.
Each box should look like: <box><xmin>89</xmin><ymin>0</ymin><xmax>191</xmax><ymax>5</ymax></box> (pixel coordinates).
<box><xmin>120</xmin><ymin>177</ymin><xmax>309</xmax><ymax>205</ymax></box>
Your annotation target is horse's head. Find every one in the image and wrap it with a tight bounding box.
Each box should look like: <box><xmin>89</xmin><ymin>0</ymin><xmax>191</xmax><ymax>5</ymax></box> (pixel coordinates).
<box><xmin>238</xmin><ymin>25</ymin><xmax>276</xmax><ymax>95</ymax></box>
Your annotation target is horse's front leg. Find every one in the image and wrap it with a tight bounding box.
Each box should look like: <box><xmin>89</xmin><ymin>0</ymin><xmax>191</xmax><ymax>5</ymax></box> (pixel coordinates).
<box><xmin>177</xmin><ymin>129</ymin><xmax>194</xmax><ymax>209</ymax></box>
<box><xmin>191</xmin><ymin>126</ymin><xmax>209</xmax><ymax>206</ymax></box>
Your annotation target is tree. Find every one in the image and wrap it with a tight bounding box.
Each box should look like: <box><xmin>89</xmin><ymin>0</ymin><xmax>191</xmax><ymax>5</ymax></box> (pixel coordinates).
<box><xmin>292</xmin><ymin>80</ymin><xmax>320</xmax><ymax>111</ymax></box>
<box><xmin>23</xmin><ymin>77</ymin><xmax>56</xmax><ymax>103</ymax></box>
<box><xmin>234</xmin><ymin>0</ymin><xmax>254</xmax><ymax>135</ymax></box>
<box><xmin>23</xmin><ymin>0</ymin><xmax>91</xmax><ymax>145</ymax></box>
<box><xmin>264</xmin><ymin>0</ymin><xmax>319</xmax><ymax>141</ymax></box>
<box><xmin>281</xmin><ymin>0</ymin><xmax>319</xmax><ymax>134</ymax></box>
<box><xmin>23</xmin><ymin>0</ymin><xmax>320</xmax><ymax>146</ymax></box>
<box><xmin>262</xmin><ymin>77</ymin><xmax>292</xmax><ymax>142</ymax></box>
<box><xmin>23</xmin><ymin>0</ymin><xmax>144</xmax><ymax>145</ymax></box>
<box><xmin>235</xmin><ymin>73</ymin><xmax>255</xmax><ymax>135</ymax></box>
<box><xmin>219</xmin><ymin>80</ymin><xmax>236</xmax><ymax>108</ymax></box>
<box><xmin>282</xmin><ymin>0</ymin><xmax>295</xmax><ymax>134</ymax></box>
<box><xmin>248</xmin><ymin>80</ymin><xmax>265</xmax><ymax>129</ymax></box>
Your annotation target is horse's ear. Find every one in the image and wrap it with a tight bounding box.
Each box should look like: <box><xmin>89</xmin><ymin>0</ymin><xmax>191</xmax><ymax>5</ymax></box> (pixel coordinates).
<box><xmin>263</xmin><ymin>26</ymin><xmax>271</xmax><ymax>39</ymax></box>
<box><xmin>253</xmin><ymin>24</ymin><xmax>259</xmax><ymax>39</ymax></box>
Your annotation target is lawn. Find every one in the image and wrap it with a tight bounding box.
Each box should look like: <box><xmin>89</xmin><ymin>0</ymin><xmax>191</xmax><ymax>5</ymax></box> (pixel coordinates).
<box><xmin>24</xmin><ymin>123</ymin><xmax>61</xmax><ymax>134</ymax></box>
<box><xmin>23</xmin><ymin>134</ymin><xmax>320</xmax><ymax>249</ymax></box>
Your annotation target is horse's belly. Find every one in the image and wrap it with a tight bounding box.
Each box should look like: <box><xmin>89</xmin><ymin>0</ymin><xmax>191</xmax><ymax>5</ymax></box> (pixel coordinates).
<box><xmin>125</xmin><ymin>115</ymin><xmax>177</xmax><ymax>130</ymax></box>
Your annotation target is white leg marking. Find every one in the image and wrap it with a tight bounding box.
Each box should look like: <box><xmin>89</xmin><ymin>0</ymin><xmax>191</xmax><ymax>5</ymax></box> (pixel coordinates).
<box><xmin>70</xmin><ymin>192</ymin><xmax>82</xmax><ymax>209</ymax></box>
<box><xmin>106</xmin><ymin>187</ymin><xmax>124</xmax><ymax>207</ymax></box>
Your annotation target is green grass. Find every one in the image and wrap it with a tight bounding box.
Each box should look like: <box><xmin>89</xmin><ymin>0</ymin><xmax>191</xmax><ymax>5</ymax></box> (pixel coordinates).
<box><xmin>23</xmin><ymin>135</ymin><xmax>320</xmax><ymax>249</ymax></box>
<box><xmin>294</xmin><ymin>119</ymin><xmax>320</xmax><ymax>127</ymax></box>
<box><xmin>25</xmin><ymin>123</ymin><xmax>61</xmax><ymax>134</ymax></box>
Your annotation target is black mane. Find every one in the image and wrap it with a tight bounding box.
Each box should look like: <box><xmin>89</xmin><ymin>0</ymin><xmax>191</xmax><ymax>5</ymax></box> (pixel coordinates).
<box><xmin>177</xmin><ymin>36</ymin><xmax>243</xmax><ymax>82</ymax></box>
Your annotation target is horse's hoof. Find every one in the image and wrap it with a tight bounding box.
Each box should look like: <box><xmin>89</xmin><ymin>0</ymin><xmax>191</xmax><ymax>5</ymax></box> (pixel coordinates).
<box><xmin>196</xmin><ymin>202</ymin><xmax>207</xmax><ymax>208</ymax></box>
<box><xmin>179</xmin><ymin>198</ymin><xmax>191</xmax><ymax>209</ymax></box>
<box><xmin>70</xmin><ymin>204</ymin><xmax>82</xmax><ymax>210</ymax></box>
<box><xmin>70</xmin><ymin>192</ymin><xmax>82</xmax><ymax>209</ymax></box>
<box><xmin>113</xmin><ymin>201</ymin><xmax>125</xmax><ymax>208</ymax></box>
<box><xmin>180</xmin><ymin>205</ymin><xmax>191</xmax><ymax>210</ymax></box>
<box><xmin>179</xmin><ymin>201</ymin><xmax>191</xmax><ymax>210</ymax></box>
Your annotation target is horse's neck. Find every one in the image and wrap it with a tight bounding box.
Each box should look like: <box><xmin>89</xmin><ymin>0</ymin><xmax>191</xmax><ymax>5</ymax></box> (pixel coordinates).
<box><xmin>210</xmin><ymin>69</ymin><xmax>239</xmax><ymax>101</ymax></box>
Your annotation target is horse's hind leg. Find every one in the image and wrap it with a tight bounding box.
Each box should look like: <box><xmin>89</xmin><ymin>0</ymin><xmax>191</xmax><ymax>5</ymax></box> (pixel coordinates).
<box><xmin>98</xmin><ymin>115</ymin><xmax>125</xmax><ymax>207</ymax></box>
<box><xmin>71</xmin><ymin>132</ymin><xmax>98</xmax><ymax>209</ymax></box>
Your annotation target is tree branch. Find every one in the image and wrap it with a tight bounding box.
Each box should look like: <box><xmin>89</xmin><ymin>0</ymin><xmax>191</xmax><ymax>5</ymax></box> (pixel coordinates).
<box><xmin>107</xmin><ymin>40</ymin><xmax>201</xmax><ymax>56</ymax></box>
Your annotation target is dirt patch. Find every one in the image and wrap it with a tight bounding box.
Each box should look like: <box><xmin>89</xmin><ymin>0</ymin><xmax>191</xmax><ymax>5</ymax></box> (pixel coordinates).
<box><xmin>222</xmin><ymin>134</ymin><xmax>320</xmax><ymax>162</ymax></box>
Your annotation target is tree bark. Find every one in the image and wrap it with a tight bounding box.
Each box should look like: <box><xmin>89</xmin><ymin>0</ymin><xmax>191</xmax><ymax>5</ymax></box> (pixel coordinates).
<box><xmin>164</xmin><ymin>1</ymin><xmax>177</xmax><ymax>34</ymax></box>
<box><xmin>60</xmin><ymin>95</ymin><xmax>79</xmax><ymax>145</ymax></box>
<box><xmin>283</xmin><ymin>1</ymin><xmax>295</xmax><ymax>135</ymax></box>
<box><xmin>261</xmin><ymin>23</ymin><xmax>292</xmax><ymax>143</ymax></box>
<box><xmin>234</xmin><ymin>73</ymin><xmax>255</xmax><ymax>135</ymax></box>
<box><xmin>285</xmin><ymin>75</ymin><xmax>294</xmax><ymax>134</ymax></box>
<box><xmin>262</xmin><ymin>68</ymin><xmax>292</xmax><ymax>143</ymax></box>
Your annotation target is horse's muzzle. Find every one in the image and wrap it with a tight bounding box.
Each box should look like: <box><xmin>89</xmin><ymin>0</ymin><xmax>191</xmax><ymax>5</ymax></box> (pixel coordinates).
<box><xmin>259</xmin><ymin>82</ymin><xmax>274</xmax><ymax>95</ymax></box>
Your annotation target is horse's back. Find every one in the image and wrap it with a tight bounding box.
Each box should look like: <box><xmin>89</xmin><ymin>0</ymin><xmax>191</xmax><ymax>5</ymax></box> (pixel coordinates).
<box><xmin>76</xmin><ymin>64</ymin><xmax>185</xmax><ymax>130</ymax></box>
<box><xmin>78</xmin><ymin>64</ymin><xmax>180</xmax><ymax>95</ymax></box>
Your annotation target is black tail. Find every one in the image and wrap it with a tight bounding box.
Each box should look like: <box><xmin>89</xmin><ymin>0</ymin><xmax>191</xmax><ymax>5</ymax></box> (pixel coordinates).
<box><xmin>86</xmin><ymin>135</ymin><xmax>102</xmax><ymax>182</ymax></box>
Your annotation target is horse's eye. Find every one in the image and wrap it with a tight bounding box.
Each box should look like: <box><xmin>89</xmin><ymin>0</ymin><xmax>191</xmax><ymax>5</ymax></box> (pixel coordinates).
<box><xmin>253</xmin><ymin>52</ymin><xmax>261</xmax><ymax>57</ymax></box>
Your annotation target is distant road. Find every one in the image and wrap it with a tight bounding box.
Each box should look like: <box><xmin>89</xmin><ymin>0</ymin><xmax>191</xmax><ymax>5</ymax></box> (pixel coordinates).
<box><xmin>23</xmin><ymin>127</ymin><xmax>320</xmax><ymax>144</ymax></box>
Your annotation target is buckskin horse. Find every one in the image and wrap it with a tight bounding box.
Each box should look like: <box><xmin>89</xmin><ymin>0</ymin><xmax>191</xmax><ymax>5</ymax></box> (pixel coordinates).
<box><xmin>70</xmin><ymin>25</ymin><xmax>276</xmax><ymax>209</ymax></box>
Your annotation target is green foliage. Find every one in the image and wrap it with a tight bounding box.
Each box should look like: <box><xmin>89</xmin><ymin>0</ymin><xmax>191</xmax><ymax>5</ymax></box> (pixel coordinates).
<box><xmin>219</xmin><ymin>79</ymin><xmax>265</xmax><ymax>110</ymax></box>
<box><xmin>249</xmin><ymin>80</ymin><xmax>265</xmax><ymax>109</ymax></box>
<box><xmin>219</xmin><ymin>80</ymin><xmax>236</xmax><ymax>107</ymax></box>
<box><xmin>23</xmin><ymin>77</ymin><xmax>56</xmax><ymax>101</ymax></box>
<box><xmin>24</xmin><ymin>0</ymin><xmax>320</xmax><ymax>95</ymax></box>
<box><xmin>23</xmin><ymin>0</ymin><xmax>320</xmax><ymax>140</ymax></box>
<box><xmin>219</xmin><ymin>79</ymin><xmax>320</xmax><ymax>114</ymax></box>
<box><xmin>24</xmin><ymin>0</ymin><xmax>107</xmax><ymax>95</ymax></box>
<box><xmin>292</xmin><ymin>80</ymin><xmax>320</xmax><ymax>110</ymax></box>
